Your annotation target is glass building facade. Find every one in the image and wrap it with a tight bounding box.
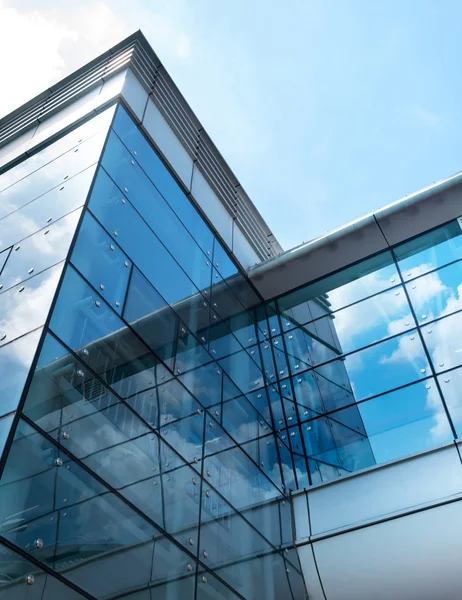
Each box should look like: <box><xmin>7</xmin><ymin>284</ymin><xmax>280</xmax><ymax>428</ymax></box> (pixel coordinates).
<box><xmin>1</xmin><ymin>32</ymin><xmax>462</xmax><ymax>600</ymax></box>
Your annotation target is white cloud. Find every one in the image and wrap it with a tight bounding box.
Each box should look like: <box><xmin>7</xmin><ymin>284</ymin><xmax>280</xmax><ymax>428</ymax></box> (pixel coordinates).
<box><xmin>0</xmin><ymin>0</ymin><xmax>78</xmax><ymax>118</ymax></box>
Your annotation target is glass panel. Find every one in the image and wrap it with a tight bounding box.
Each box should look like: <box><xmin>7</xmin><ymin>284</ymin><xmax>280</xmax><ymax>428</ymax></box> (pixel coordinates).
<box><xmin>438</xmin><ymin>367</ymin><xmax>462</xmax><ymax>437</ymax></box>
<box><xmin>211</xmin><ymin>550</ymin><xmax>293</xmax><ymax>600</ymax></box>
<box><xmin>196</xmin><ymin>571</ymin><xmax>241</xmax><ymax>600</ymax></box>
<box><xmin>0</xmin><ymin>419</ymin><xmax>161</xmax><ymax>599</ymax></box>
<box><xmin>212</xmin><ymin>239</ymin><xmax>237</xmax><ymax>279</ymax></box>
<box><xmin>0</xmin><ymin>328</ymin><xmax>43</xmax><ymax>417</ymax></box>
<box><xmin>424</xmin><ymin>310</ymin><xmax>462</xmax><ymax>372</ymax></box>
<box><xmin>0</xmin><ymin>540</ymin><xmax>88</xmax><ymax>599</ymax></box>
<box><xmin>278</xmin><ymin>251</ymin><xmax>399</xmax><ymax>328</ymax></box>
<box><xmin>112</xmin><ymin>106</ymin><xmax>214</xmax><ymax>255</ymax></box>
<box><xmin>0</xmin><ymin>209</ymin><xmax>81</xmax><ymax>293</ymax></box>
<box><xmin>71</xmin><ymin>211</ymin><xmax>132</xmax><ymax>314</ymax></box>
<box><xmin>218</xmin><ymin>349</ymin><xmax>263</xmax><ymax>395</ymax></box>
<box><xmin>313</xmin><ymin>286</ymin><xmax>415</xmax><ymax>355</ymax></box>
<box><xmin>0</xmin><ymin>263</ymin><xmax>63</xmax><ymax>347</ymax></box>
<box><xmin>49</xmin><ymin>265</ymin><xmax>164</xmax><ymax>400</ymax></box>
<box><xmin>0</xmin><ymin>133</ymin><xmax>106</xmax><ymax>222</ymax></box>
<box><xmin>406</xmin><ymin>260</ymin><xmax>462</xmax><ymax>324</ymax></box>
<box><xmin>123</xmin><ymin>266</ymin><xmax>177</xmax><ymax>368</ymax></box>
<box><xmin>293</xmin><ymin>368</ymin><xmax>354</xmax><ymax>416</ymax></box>
<box><xmin>328</xmin><ymin>329</ymin><xmax>430</xmax><ymax>401</ymax></box>
<box><xmin>175</xmin><ymin>329</ymin><xmax>213</xmax><ymax>375</ymax></box>
<box><xmin>303</xmin><ymin>379</ymin><xmax>452</xmax><ymax>480</ymax></box>
<box><xmin>394</xmin><ymin>220</ymin><xmax>462</xmax><ymax>280</ymax></box>
<box><xmin>102</xmin><ymin>131</ymin><xmax>212</xmax><ymax>294</ymax></box>
<box><xmin>89</xmin><ymin>167</ymin><xmax>198</xmax><ymax>305</ymax></box>
<box><xmin>0</xmin><ymin>166</ymin><xmax>95</xmax><ymax>253</ymax></box>
<box><xmin>179</xmin><ymin>363</ymin><xmax>223</xmax><ymax>409</ymax></box>
<box><xmin>159</xmin><ymin>411</ymin><xmax>204</xmax><ymax>467</ymax></box>
<box><xmin>0</xmin><ymin>106</ymin><xmax>114</xmax><ymax>192</ymax></box>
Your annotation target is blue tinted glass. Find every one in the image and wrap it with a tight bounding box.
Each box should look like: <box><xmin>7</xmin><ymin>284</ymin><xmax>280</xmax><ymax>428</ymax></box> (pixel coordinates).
<box><xmin>303</xmin><ymin>379</ymin><xmax>452</xmax><ymax>481</ymax></box>
<box><xmin>438</xmin><ymin>367</ymin><xmax>462</xmax><ymax>436</ymax></box>
<box><xmin>71</xmin><ymin>211</ymin><xmax>132</xmax><ymax>313</ymax></box>
<box><xmin>395</xmin><ymin>220</ymin><xmax>462</xmax><ymax>280</ymax></box>
<box><xmin>219</xmin><ymin>349</ymin><xmax>263</xmax><ymax>394</ymax></box>
<box><xmin>425</xmin><ymin>310</ymin><xmax>462</xmax><ymax>372</ymax></box>
<box><xmin>278</xmin><ymin>251</ymin><xmax>399</xmax><ymax>328</ymax></box>
<box><xmin>124</xmin><ymin>266</ymin><xmax>177</xmax><ymax>368</ymax></box>
<box><xmin>102</xmin><ymin>132</ymin><xmax>212</xmax><ymax>294</ymax></box>
<box><xmin>89</xmin><ymin>167</ymin><xmax>198</xmax><ymax>305</ymax></box>
<box><xmin>406</xmin><ymin>259</ymin><xmax>462</xmax><ymax>324</ymax></box>
<box><xmin>0</xmin><ymin>106</ymin><xmax>114</xmax><ymax>191</ymax></box>
<box><xmin>112</xmin><ymin>106</ymin><xmax>214</xmax><ymax>255</ymax></box>
<box><xmin>0</xmin><ymin>133</ymin><xmax>106</xmax><ymax>222</ymax></box>
<box><xmin>0</xmin><ymin>165</ymin><xmax>95</xmax><ymax>254</ymax></box>
<box><xmin>179</xmin><ymin>362</ymin><xmax>223</xmax><ymax>408</ymax></box>
<box><xmin>0</xmin><ymin>210</ymin><xmax>80</xmax><ymax>293</ymax></box>
<box><xmin>50</xmin><ymin>265</ymin><xmax>163</xmax><ymax>399</ymax></box>
<box><xmin>0</xmin><ymin>328</ymin><xmax>43</xmax><ymax>417</ymax></box>
<box><xmin>0</xmin><ymin>263</ymin><xmax>63</xmax><ymax>347</ymax></box>
<box><xmin>213</xmin><ymin>238</ymin><xmax>237</xmax><ymax>279</ymax></box>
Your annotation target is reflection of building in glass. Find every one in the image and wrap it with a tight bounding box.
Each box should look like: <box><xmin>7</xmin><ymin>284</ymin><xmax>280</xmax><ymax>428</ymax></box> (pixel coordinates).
<box><xmin>1</xmin><ymin>31</ymin><xmax>462</xmax><ymax>600</ymax></box>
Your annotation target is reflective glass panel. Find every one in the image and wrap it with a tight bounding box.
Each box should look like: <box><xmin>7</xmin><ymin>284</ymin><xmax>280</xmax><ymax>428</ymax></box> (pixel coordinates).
<box><xmin>89</xmin><ymin>167</ymin><xmax>198</xmax><ymax>305</ymax></box>
<box><xmin>0</xmin><ymin>263</ymin><xmax>63</xmax><ymax>347</ymax></box>
<box><xmin>112</xmin><ymin>106</ymin><xmax>214</xmax><ymax>255</ymax></box>
<box><xmin>406</xmin><ymin>259</ymin><xmax>462</xmax><ymax>324</ymax></box>
<box><xmin>0</xmin><ymin>165</ymin><xmax>94</xmax><ymax>254</ymax></box>
<box><xmin>0</xmin><ymin>133</ymin><xmax>106</xmax><ymax>222</ymax></box>
<box><xmin>102</xmin><ymin>131</ymin><xmax>212</xmax><ymax>294</ymax></box>
<box><xmin>49</xmin><ymin>265</ymin><xmax>163</xmax><ymax>399</ymax></box>
<box><xmin>394</xmin><ymin>220</ymin><xmax>462</xmax><ymax>280</ymax></box>
<box><xmin>0</xmin><ymin>209</ymin><xmax>81</xmax><ymax>292</ymax></box>
<box><xmin>278</xmin><ymin>251</ymin><xmax>399</xmax><ymax>328</ymax></box>
<box><xmin>0</xmin><ymin>328</ymin><xmax>43</xmax><ymax>417</ymax></box>
<box><xmin>424</xmin><ymin>310</ymin><xmax>462</xmax><ymax>372</ymax></box>
<box><xmin>303</xmin><ymin>379</ymin><xmax>452</xmax><ymax>479</ymax></box>
<box><xmin>72</xmin><ymin>211</ymin><xmax>132</xmax><ymax>314</ymax></box>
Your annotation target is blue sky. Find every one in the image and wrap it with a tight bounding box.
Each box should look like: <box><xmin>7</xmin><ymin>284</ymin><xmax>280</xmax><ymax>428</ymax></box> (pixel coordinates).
<box><xmin>2</xmin><ymin>0</ymin><xmax>462</xmax><ymax>250</ymax></box>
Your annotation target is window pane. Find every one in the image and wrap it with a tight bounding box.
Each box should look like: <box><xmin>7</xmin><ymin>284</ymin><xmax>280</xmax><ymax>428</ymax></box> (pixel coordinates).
<box><xmin>303</xmin><ymin>380</ymin><xmax>452</xmax><ymax>481</ymax></box>
<box><xmin>424</xmin><ymin>310</ymin><xmax>462</xmax><ymax>372</ymax></box>
<box><xmin>0</xmin><ymin>133</ymin><xmax>106</xmax><ymax>221</ymax></box>
<box><xmin>394</xmin><ymin>220</ymin><xmax>462</xmax><ymax>280</ymax></box>
<box><xmin>0</xmin><ymin>209</ymin><xmax>81</xmax><ymax>293</ymax></box>
<box><xmin>438</xmin><ymin>367</ymin><xmax>462</xmax><ymax>437</ymax></box>
<box><xmin>0</xmin><ymin>165</ymin><xmax>95</xmax><ymax>253</ymax></box>
<box><xmin>89</xmin><ymin>167</ymin><xmax>198</xmax><ymax>305</ymax></box>
<box><xmin>0</xmin><ymin>263</ymin><xmax>63</xmax><ymax>347</ymax></box>
<box><xmin>0</xmin><ymin>328</ymin><xmax>43</xmax><ymax>417</ymax></box>
<box><xmin>72</xmin><ymin>211</ymin><xmax>132</xmax><ymax>314</ymax></box>
<box><xmin>0</xmin><ymin>106</ymin><xmax>113</xmax><ymax>192</ymax></box>
<box><xmin>278</xmin><ymin>251</ymin><xmax>399</xmax><ymax>328</ymax></box>
<box><xmin>406</xmin><ymin>259</ymin><xmax>462</xmax><ymax>324</ymax></box>
<box><xmin>112</xmin><ymin>106</ymin><xmax>214</xmax><ymax>255</ymax></box>
<box><xmin>102</xmin><ymin>131</ymin><xmax>212</xmax><ymax>294</ymax></box>
<box><xmin>49</xmin><ymin>265</ymin><xmax>164</xmax><ymax>399</ymax></box>
<box><xmin>0</xmin><ymin>419</ymin><xmax>161</xmax><ymax>599</ymax></box>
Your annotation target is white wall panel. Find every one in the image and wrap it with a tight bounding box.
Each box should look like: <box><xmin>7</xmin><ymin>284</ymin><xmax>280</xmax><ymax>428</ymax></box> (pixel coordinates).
<box><xmin>307</xmin><ymin>445</ymin><xmax>462</xmax><ymax>536</ymax></box>
<box><xmin>142</xmin><ymin>98</ymin><xmax>194</xmax><ymax>189</ymax></box>
<box><xmin>296</xmin><ymin>544</ymin><xmax>326</xmax><ymax>600</ymax></box>
<box><xmin>191</xmin><ymin>166</ymin><xmax>233</xmax><ymax>248</ymax></box>
<box><xmin>292</xmin><ymin>491</ymin><xmax>310</xmax><ymax>541</ymax></box>
<box><xmin>233</xmin><ymin>223</ymin><xmax>261</xmax><ymax>269</ymax></box>
<box><xmin>312</xmin><ymin>500</ymin><xmax>462</xmax><ymax>600</ymax></box>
